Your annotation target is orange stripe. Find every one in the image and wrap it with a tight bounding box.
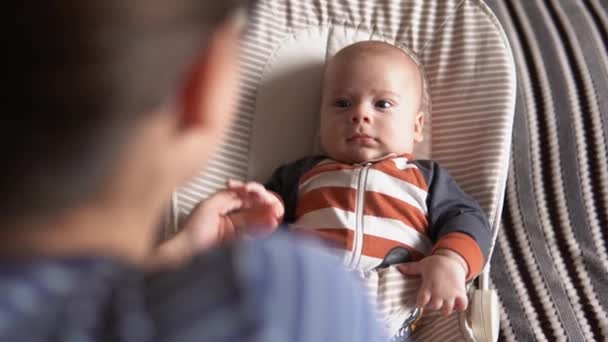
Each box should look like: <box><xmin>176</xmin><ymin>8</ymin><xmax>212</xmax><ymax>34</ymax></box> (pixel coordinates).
<box><xmin>432</xmin><ymin>232</ymin><xmax>484</xmax><ymax>280</ymax></box>
<box><xmin>361</xmin><ymin>234</ymin><xmax>425</xmax><ymax>261</ymax></box>
<box><xmin>299</xmin><ymin>162</ymin><xmax>356</xmax><ymax>185</ymax></box>
<box><xmin>374</xmin><ymin>162</ymin><xmax>428</xmax><ymax>191</ymax></box>
<box><xmin>295</xmin><ymin>187</ymin><xmax>356</xmax><ymax>218</ymax></box>
<box><xmin>363</xmin><ymin>191</ymin><xmax>428</xmax><ymax>234</ymax></box>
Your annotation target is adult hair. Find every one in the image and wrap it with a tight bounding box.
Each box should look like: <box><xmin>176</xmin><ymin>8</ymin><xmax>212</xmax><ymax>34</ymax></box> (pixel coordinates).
<box><xmin>2</xmin><ymin>1</ymin><xmax>244</xmax><ymax>224</ymax></box>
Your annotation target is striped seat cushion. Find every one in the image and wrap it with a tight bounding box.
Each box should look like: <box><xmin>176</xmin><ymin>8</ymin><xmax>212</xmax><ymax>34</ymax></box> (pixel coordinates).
<box><xmin>173</xmin><ymin>2</ymin><xmax>516</xmax><ymax>340</ymax></box>
<box><xmin>176</xmin><ymin>0</ymin><xmax>515</xmax><ymax>243</ymax></box>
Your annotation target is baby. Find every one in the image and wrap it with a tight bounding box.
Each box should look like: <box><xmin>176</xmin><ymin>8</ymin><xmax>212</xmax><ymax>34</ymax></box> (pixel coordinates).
<box><xmin>222</xmin><ymin>41</ymin><xmax>492</xmax><ymax>339</ymax></box>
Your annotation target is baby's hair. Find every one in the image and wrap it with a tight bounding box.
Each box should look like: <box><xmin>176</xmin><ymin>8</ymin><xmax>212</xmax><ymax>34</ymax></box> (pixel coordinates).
<box><xmin>325</xmin><ymin>40</ymin><xmax>431</xmax><ymax>118</ymax></box>
<box><xmin>394</xmin><ymin>43</ymin><xmax>432</xmax><ymax>120</ymax></box>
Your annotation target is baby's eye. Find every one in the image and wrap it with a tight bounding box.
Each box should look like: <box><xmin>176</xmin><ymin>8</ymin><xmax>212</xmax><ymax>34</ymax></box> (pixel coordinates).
<box><xmin>333</xmin><ymin>99</ymin><xmax>352</xmax><ymax>108</ymax></box>
<box><xmin>375</xmin><ymin>100</ymin><xmax>392</xmax><ymax>109</ymax></box>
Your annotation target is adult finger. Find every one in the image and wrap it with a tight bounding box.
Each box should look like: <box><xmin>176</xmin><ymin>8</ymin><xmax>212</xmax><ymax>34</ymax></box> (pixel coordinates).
<box><xmin>208</xmin><ymin>190</ymin><xmax>244</xmax><ymax>214</ymax></box>
<box><xmin>244</xmin><ymin>182</ymin><xmax>273</xmax><ymax>201</ymax></box>
<box><xmin>226</xmin><ymin>179</ymin><xmax>245</xmax><ymax>188</ymax></box>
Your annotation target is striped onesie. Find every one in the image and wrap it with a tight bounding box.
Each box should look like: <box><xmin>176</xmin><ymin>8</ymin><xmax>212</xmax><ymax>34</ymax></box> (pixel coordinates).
<box><xmin>266</xmin><ymin>154</ymin><xmax>492</xmax><ymax>336</ymax></box>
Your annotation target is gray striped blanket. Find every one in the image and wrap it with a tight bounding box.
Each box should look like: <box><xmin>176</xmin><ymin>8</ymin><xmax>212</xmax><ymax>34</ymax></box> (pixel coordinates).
<box><xmin>484</xmin><ymin>1</ymin><xmax>608</xmax><ymax>341</ymax></box>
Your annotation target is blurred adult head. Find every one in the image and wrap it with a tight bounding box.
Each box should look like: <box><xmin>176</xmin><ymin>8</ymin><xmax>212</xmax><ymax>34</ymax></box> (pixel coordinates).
<box><xmin>2</xmin><ymin>1</ymin><xmax>247</xmax><ymax>261</ymax></box>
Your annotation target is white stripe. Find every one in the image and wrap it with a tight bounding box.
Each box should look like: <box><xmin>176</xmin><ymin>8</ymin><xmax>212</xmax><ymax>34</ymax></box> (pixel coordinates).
<box><xmin>508</xmin><ymin>1</ymin><xmax>575</xmax><ymax>338</ymax></box>
<box><xmin>431</xmin><ymin>89</ymin><xmax>513</xmax><ymax>105</ymax></box>
<box><xmin>294</xmin><ymin>207</ymin><xmax>431</xmax><ymax>254</ymax></box>
<box><xmin>365</xmin><ymin>168</ymin><xmax>428</xmax><ymax>214</ymax></box>
<box><xmin>356</xmin><ymin>255</ymin><xmax>384</xmax><ymax>271</ymax></box>
<box><xmin>430</xmin><ymin>73</ymin><xmax>511</xmax><ymax>89</ymax></box>
<box><xmin>391</xmin><ymin>157</ymin><xmax>412</xmax><ymax>170</ymax></box>
<box><xmin>431</xmin><ymin>92</ymin><xmax>512</xmax><ymax>109</ymax></box>
<box><xmin>363</xmin><ymin>215</ymin><xmax>432</xmax><ymax>254</ymax></box>
<box><xmin>546</xmin><ymin>0</ymin><xmax>608</xmax><ymax>335</ymax></box>
<box><xmin>426</xmin><ymin>40</ymin><xmax>508</xmax><ymax>60</ymax></box>
<box><xmin>299</xmin><ymin>169</ymin><xmax>357</xmax><ymax>192</ymax></box>
<box><xmin>299</xmin><ymin>167</ymin><xmax>428</xmax><ymax>214</ymax></box>
<box><xmin>504</xmin><ymin>166</ymin><xmax>553</xmax><ymax>342</ymax></box>
<box><xmin>425</xmin><ymin>56</ymin><xmax>511</xmax><ymax>72</ymax></box>
<box><xmin>497</xmin><ymin>290</ymin><xmax>517</xmax><ymax>342</ymax></box>
<box><xmin>294</xmin><ymin>207</ymin><xmax>354</xmax><ymax>230</ymax></box>
<box><xmin>433</xmin><ymin>112</ymin><xmax>512</xmax><ymax>129</ymax></box>
<box><xmin>426</xmin><ymin>52</ymin><xmax>509</xmax><ymax>69</ymax></box>
<box><xmin>432</xmin><ymin>126</ymin><xmax>509</xmax><ymax>140</ymax></box>
<box><xmin>532</xmin><ymin>2</ymin><xmax>596</xmax><ymax>338</ymax></box>
<box><xmin>413</xmin><ymin>310</ymin><xmax>464</xmax><ymax>341</ymax></box>
<box><xmin>176</xmin><ymin>192</ymin><xmax>202</xmax><ymax>207</ymax></box>
<box><xmin>177</xmin><ymin>187</ymin><xmax>207</xmax><ymax>204</ymax></box>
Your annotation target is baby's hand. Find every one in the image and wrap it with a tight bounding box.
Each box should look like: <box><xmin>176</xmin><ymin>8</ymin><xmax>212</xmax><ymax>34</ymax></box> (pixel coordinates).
<box><xmin>398</xmin><ymin>249</ymin><xmax>468</xmax><ymax>317</ymax></box>
<box><xmin>225</xmin><ymin>180</ymin><xmax>284</xmax><ymax>235</ymax></box>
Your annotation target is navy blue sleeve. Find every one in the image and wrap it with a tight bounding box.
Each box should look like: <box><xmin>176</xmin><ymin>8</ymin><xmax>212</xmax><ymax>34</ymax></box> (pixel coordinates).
<box><xmin>264</xmin><ymin>156</ymin><xmax>325</xmax><ymax>224</ymax></box>
<box><xmin>412</xmin><ymin>160</ymin><xmax>492</xmax><ymax>277</ymax></box>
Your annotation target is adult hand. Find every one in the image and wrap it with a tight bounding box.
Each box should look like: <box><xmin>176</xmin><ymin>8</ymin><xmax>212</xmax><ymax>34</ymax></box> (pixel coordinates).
<box><xmin>149</xmin><ymin>190</ymin><xmax>243</xmax><ymax>269</ymax></box>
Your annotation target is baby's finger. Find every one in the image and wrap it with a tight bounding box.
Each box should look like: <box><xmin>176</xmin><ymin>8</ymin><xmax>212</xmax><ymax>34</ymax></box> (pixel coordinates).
<box><xmin>454</xmin><ymin>295</ymin><xmax>469</xmax><ymax>312</ymax></box>
<box><xmin>441</xmin><ymin>299</ymin><xmax>455</xmax><ymax>317</ymax></box>
<box><xmin>427</xmin><ymin>297</ymin><xmax>443</xmax><ymax>311</ymax></box>
<box><xmin>398</xmin><ymin>262</ymin><xmax>423</xmax><ymax>276</ymax></box>
<box><xmin>416</xmin><ymin>288</ymin><xmax>431</xmax><ymax>307</ymax></box>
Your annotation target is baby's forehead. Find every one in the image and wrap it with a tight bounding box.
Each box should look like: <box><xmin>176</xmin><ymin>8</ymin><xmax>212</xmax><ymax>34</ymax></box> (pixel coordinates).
<box><xmin>322</xmin><ymin>41</ymin><xmax>423</xmax><ymax>95</ymax></box>
<box><xmin>332</xmin><ymin>42</ymin><xmax>418</xmax><ymax>68</ymax></box>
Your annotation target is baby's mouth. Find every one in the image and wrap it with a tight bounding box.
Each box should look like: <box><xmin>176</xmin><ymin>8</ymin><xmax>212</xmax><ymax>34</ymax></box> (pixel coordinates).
<box><xmin>347</xmin><ymin>133</ymin><xmax>376</xmax><ymax>144</ymax></box>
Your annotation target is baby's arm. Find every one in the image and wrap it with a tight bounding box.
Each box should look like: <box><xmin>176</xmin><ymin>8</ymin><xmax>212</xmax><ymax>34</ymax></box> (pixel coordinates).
<box><xmin>402</xmin><ymin>160</ymin><xmax>492</xmax><ymax>317</ymax></box>
<box><xmin>398</xmin><ymin>249</ymin><xmax>468</xmax><ymax>317</ymax></box>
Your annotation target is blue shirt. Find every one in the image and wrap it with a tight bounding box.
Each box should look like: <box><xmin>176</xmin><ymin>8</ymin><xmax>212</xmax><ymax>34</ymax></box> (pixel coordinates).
<box><xmin>0</xmin><ymin>234</ymin><xmax>386</xmax><ymax>342</ymax></box>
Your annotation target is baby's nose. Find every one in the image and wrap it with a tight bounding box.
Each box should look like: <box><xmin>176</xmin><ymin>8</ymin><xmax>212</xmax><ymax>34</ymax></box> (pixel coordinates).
<box><xmin>351</xmin><ymin>107</ymin><xmax>371</xmax><ymax>123</ymax></box>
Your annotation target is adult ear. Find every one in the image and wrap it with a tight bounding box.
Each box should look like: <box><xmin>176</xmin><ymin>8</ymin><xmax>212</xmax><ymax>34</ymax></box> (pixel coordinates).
<box><xmin>166</xmin><ymin>13</ymin><xmax>244</xmax><ymax>183</ymax></box>
<box><xmin>179</xmin><ymin>13</ymin><xmax>243</xmax><ymax>138</ymax></box>
<box><xmin>414</xmin><ymin>111</ymin><xmax>424</xmax><ymax>142</ymax></box>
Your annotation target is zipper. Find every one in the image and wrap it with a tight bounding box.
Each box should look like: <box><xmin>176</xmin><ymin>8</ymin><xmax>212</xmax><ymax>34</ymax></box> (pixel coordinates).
<box><xmin>348</xmin><ymin>163</ymin><xmax>371</xmax><ymax>268</ymax></box>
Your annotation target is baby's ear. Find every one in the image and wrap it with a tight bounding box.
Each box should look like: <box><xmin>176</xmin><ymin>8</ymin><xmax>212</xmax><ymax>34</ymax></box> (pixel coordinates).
<box><xmin>414</xmin><ymin>111</ymin><xmax>424</xmax><ymax>142</ymax></box>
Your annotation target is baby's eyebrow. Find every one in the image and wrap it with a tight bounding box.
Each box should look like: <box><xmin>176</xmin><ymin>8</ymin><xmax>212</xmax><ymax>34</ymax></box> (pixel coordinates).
<box><xmin>374</xmin><ymin>90</ymin><xmax>401</xmax><ymax>98</ymax></box>
<box><xmin>326</xmin><ymin>89</ymin><xmax>402</xmax><ymax>98</ymax></box>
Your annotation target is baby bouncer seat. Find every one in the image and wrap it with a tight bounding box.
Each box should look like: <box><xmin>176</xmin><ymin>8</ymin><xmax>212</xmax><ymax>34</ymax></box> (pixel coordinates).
<box><xmin>170</xmin><ymin>0</ymin><xmax>516</xmax><ymax>341</ymax></box>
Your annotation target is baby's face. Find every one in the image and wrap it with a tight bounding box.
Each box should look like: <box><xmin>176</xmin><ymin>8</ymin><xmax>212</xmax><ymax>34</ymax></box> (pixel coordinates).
<box><xmin>319</xmin><ymin>43</ymin><xmax>424</xmax><ymax>164</ymax></box>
